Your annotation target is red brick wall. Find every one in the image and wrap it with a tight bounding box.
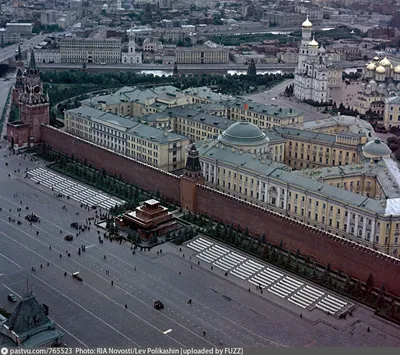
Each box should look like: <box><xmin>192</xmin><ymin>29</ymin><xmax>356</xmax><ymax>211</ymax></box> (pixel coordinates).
<box><xmin>41</xmin><ymin>126</ymin><xmax>181</xmax><ymax>203</ymax></box>
<box><xmin>41</xmin><ymin>126</ymin><xmax>400</xmax><ymax>296</ymax></box>
<box><xmin>196</xmin><ymin>185</ymin><xmax>400</xmax><ymax>297</ymax></box>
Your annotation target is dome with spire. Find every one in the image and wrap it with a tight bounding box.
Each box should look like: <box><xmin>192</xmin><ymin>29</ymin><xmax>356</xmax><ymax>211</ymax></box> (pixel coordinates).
<box><xmin>302</xmin><ymin>16</ymin><xmax>312</xmax><ymax>28</ymax></box>
<box><xmin>379</xmin><ymin>57</ymin><xmax>391</xmax><ymax>67</ymax></box>
<box><xmin>308</xmin><ymin>37</ymin><xmax>318</xmax><ymax>47</ymax></box>
<box><xmin>366</xmin><ymin>62</ymin><xmax>376</xmax><ymax>71</ymax></box>
<box><xmin>376</xmin><ymin>65</ymin><xmax>386</xmax><ymax>74</ymax></box>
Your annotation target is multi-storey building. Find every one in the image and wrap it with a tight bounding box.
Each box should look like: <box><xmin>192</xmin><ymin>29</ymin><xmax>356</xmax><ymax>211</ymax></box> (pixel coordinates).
<box><xmin>27</xmin><ymin>48</ymin><xmax>61</xmax><ymax>64</ymax></box>
<box><xmin>60</xmin><ymin>34</ymin><xmax>121</xmax><ymax>64</ymax></box>
<box><xmin>64</xmin><ymin>106</ymin><xmax>189</xmax><ymax>171</ymax></box>
<box><xmin>0</xmin><ymin>29</ymin><xmax>20</xmax><ymax>44</ymax></box>
<box><xmin>223</xmin><ymin>98</ymin><xmax>304</xmax><ymax>128</ymax></box>
<box><xmin>175</xmin><ymin>47</ymin><xmax>229</xmax><ymax>64</ymax></box>
<box><xmin>384</xmin><ymin>96</ymin><xmax>400</xmax><ymax>129</ymax></box>
<box><xmin>6</xmin><ymin>22</ymin><xmax>32</xmax><ymax>35</ymax></box>
<box><xmin>276</xmin><ymin>127</ymin><xmax>364</xmax><ymax>170</ymax></box>
<box><xmin>294</xmin><ymin>17</ymin><xmax>330</xmax><ymax>103</ymax></box>
<box><xmin>196</xmin><ymin>122</ymin><xmax>399</xmax><ymax>257</ymax></box>
<box><xmin>81</xmin><ymin>86</ymin><xmax>190</xmax><ymax>117</ymax></box>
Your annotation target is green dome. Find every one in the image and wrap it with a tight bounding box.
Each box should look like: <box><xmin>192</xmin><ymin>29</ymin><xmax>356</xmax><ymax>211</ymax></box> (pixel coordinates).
<box><xmin>218</xmin><ymin>121</ymin><xmax>269</xmax><ymax>147</ymax></box>
<box><xmin>362</xmin><ymin>138</ymin><xmax>391</xmax><ymax>158</ymax></box>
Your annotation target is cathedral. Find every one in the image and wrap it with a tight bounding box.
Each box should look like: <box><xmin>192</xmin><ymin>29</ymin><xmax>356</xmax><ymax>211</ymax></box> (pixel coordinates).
<box><xmin>354</xmin><ymin>57</ymin><xmax>400</xmax><ymax>115</ymax></box>
<box><xmin>294</xmin><ymin>17</ymin><xmax>331</xmax><ymax>103</ymax></box>
<box><xmin>7</xmin><ymin>49</ymin><xmax>50</xmax><ymax>149</ymax></box>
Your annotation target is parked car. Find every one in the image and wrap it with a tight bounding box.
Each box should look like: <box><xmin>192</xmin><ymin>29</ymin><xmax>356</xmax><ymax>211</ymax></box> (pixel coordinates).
<box><xmin>154</xmin><ymin>300</ymin><xmax>164</xmax><ymax>310</ymax></box>
<box><xmin>7</xmin><ymin>294</ymin><xmax>17</xmax><ymax>303</ymax></box>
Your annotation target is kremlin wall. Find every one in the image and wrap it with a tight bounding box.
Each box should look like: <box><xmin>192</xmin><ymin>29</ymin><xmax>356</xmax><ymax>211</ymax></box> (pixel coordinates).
<box><xmin>41</xmin><ymin>125</ymin><xmax>400</xmax><ymax>297</ymax></box>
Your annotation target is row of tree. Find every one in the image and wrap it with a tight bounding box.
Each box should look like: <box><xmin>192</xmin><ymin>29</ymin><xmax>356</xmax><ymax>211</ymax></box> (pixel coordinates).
<box><xmin>182</xmin><ymin>212</ymin><xmax>400</xmax><ymax>317</ymax></box>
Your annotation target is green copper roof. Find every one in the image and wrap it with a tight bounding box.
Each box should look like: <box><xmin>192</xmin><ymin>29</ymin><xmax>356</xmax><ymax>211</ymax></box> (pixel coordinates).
<box><xmin>218</xmin><ymin>121</ymin><xmax>269</xmax><ymax>147</ymax></box>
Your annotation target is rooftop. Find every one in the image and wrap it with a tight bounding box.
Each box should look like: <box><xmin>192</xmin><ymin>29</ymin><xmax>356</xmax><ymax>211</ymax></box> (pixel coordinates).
<box><xmin>67</xmin><ymin>106</ymin><xmax>187</xmax><ymax>144</ymax></box>
<box><xmin>197</xmin><ymin>141</ymin><xmax>392</xmax><ymax>215</ymax></box>
<box><xmin>223</xmin><ymin>98</ymin><xmax>303</xmax><ymax>119</ymax></box>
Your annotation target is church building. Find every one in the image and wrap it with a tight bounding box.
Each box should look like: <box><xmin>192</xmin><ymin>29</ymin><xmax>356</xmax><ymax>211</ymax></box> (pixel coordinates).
<box><xmin>294</xmin><ymin>17</ymin><xmax>330</xmax><ymax>103</ymax></box>
<box><xmin>122</xmin><ymin>27</ymin><xmax>142</xmax><ymax>65</ymax></box>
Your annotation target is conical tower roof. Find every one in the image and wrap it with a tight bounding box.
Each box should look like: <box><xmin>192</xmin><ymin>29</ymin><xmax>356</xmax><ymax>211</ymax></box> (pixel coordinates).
<box><xmin>29</xmin><ymin>49</ymin><xmax>37</xmax><ymax>70</ymax></box>
<box><xmin>16</xmin><ymin>45</ymin><xmax>22</xmax><ymax>61</ymax></box>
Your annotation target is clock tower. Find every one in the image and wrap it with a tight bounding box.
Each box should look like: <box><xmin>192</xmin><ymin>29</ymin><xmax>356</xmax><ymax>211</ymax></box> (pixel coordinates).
<box><xmin>18</xmin><ymin>49</ymin><xmax>50</xmax><ymax>145</ymax></box>
<box><xmin>8</xmin><ymin>49</ymin><xmax>50</xmax><ymax>148</ymax></box>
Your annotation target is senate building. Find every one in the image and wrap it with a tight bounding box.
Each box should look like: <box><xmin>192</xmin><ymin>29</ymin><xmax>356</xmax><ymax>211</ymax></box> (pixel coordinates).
<box><xmin>195</xmin><ymin>120</ymin><xmax>400</xmax><ymax>258</ymax></box>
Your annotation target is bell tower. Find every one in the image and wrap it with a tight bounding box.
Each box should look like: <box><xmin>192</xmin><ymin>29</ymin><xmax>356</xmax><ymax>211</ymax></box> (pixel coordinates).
<box><xmin>18</xmin><ymin>49</ymin><xmax>50</xmax><ymax>144</ymax></box>
<box><xmin>180</xmin><ymin>144</ymin><xmax>204</xmax><ymax>211</ymax></box>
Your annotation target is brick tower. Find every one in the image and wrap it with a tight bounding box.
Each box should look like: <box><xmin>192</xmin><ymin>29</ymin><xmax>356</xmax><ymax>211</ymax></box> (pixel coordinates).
<box><xmin>180</xmin><ymin>144</ymin><xmax>204</xmax><ymax>211</ymax></box>
<box><xmin>7</xmin><ymin>49</ymin><xmax>49</xmax><ymax>148</ymax></box>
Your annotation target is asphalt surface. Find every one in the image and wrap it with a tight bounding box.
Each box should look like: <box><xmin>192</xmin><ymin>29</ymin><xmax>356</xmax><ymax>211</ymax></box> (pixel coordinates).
<box><xmin>0</xmin><ymin>34</ymin><xmax>49</xmax><ymax>64</ymax></box>
<box><xmin>0</xmin><ymin>148</ymin><xmax>400</xmax><ymax>348</ymax></box>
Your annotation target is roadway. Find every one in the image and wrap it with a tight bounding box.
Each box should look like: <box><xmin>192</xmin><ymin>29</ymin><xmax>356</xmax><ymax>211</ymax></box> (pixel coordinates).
<box><xmin>35</xmin><ymin>61</ymin><xmax>365</xmax><ymax>74</ymax></box>
<box><xmin>0</xmin><ymin>34</ymin><xmax>49</xmax><ymax>64</ymax></box>
<box><xmin>0</xmin><ymin>149</ymin><xmax>400</xmax><ymax>347</ymax></box>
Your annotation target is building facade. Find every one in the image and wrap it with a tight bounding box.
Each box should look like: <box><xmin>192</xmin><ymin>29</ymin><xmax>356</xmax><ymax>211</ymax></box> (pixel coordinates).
<box><xmin>64</xmin><ymin>106</ymin><xmax>189</xmax><ymax>171</ymax></box>
<box><xmin>27</xmin><ymin>48</ymin><xmax>61</xmax><ymax>64</ymax></box>
<box><xmin>175</xmin><ymin>47</ymin><xmax>229</xmax><ymax>64</ymax></box>
<box><xmin>294</xmin><ymin>17</ymin><xmax>330</xmax><ymax>103</ymax></box>
<box><xmin>196</xmin><ymin>122</ymin><xmax>399</xmax><ymax>257</ymax></box>
<box><xmin>60</xmin><ymin>37</ymin><xmax>121</xmax><ymax>64</ymax></box>
<box><xmin>122</xmin><ymin>30</ymin><xmax>142</xmax><ymax>65</ymax></box>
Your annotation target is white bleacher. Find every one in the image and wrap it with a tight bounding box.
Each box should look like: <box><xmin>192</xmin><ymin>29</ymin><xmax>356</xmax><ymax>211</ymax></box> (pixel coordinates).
<box><xmin>213</xmin><ymin>254</ymin><xmax>242</xmax><ymax>270</ymax></box>
<box><xmin>28</xmin><ymin>168</ymin><xmax>125</xmax><ymax>210</ymax></box>
<box><xmin>249</xmin><ymin>267</ymin><xmax>283</xmax><ymax>288</ymax></box>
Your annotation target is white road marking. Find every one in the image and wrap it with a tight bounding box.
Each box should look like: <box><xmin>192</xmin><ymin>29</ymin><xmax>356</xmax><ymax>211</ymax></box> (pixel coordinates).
<box><xmin>0</xmin><ymin>194</ymin><xmax>273</xmax><ymax>347</ymax></box>
<box><xmin>0</xmin><ymin>229</ymin><xmax>189</xmax><ymax>347</ymax></box>
<box><xmin>56</xmin><ymin>323</ymin><xmax>88</xmax><ymax>348</ymax></box>
<box><xmin>3</xmin><ymin>284</ymin><xmax>21</xmax><ymax>298</ymax></box>
<box><xmin>0</xmin><ymin>252</ymin><xmax>23</xmax><ymax>269</ymax></box>
<box><xmin>163</xmin><ymin>329</ymin><xmax>172</xmax><ymax>334</ymax></box>
<box><xmin>32</xmin><ymin>275</ymin><xmax>140</xmax><ymax>347</ymax></box>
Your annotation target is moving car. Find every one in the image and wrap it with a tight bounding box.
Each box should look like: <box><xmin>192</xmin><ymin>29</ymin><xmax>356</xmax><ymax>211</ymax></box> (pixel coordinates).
<box><xmin>7</xmin><ymin>294</ymin><xmax>17</xmax><ymax>303</ymax></box>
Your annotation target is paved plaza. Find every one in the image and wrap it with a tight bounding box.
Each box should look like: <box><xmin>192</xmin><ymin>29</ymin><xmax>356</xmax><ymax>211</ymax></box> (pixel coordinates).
<box><xmin>0</xmin><ymin>148</ymin><xmax>400</xmax><ymax>347</ymax></box>
<box><xmin>28</xmin><ymin>167</ymin><xmax>125</xmax><ymax>210</ymax></box>
<box><xmin>186</xmin><ymin>237</ymin><xmax>354</xmax><ymax>316</ymax></box>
